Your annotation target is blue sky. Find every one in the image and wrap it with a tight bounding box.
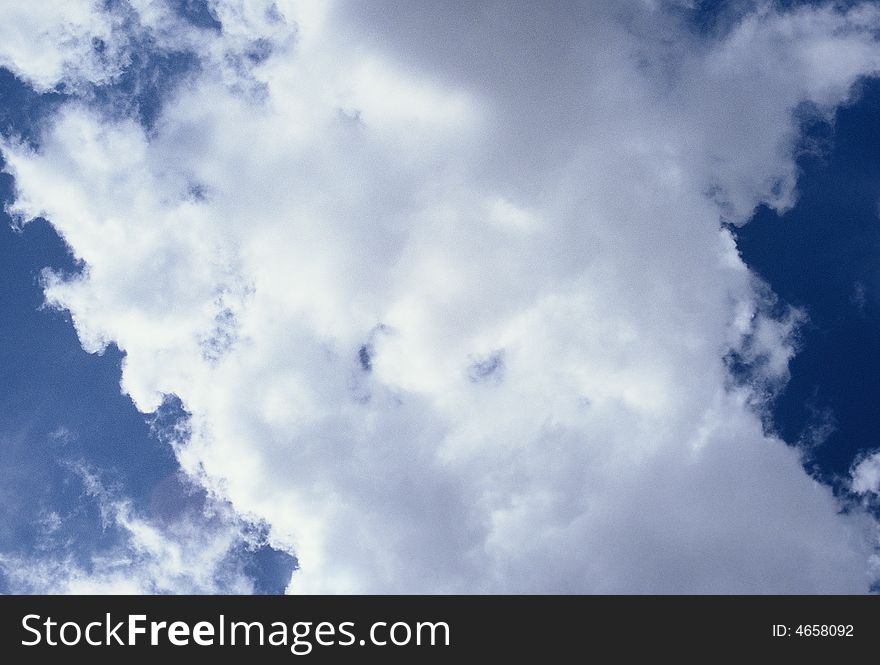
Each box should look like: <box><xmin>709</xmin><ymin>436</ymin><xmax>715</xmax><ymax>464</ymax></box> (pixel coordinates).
<box><xmin>736</xmin><ymin>79</ymin><xmax>880</xmax><ymax>487</ymax></box>
<box><xmin>1</xmin><ymin>0</ymin><xmax>879</xmax><ymax>593</ymax></box>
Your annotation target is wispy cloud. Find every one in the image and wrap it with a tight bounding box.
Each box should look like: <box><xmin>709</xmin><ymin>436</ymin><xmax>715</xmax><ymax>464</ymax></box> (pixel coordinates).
<box><xmin>0</xmin><ymin>460</ymin><xmax>278</xmax><ymax>594</ymax></box>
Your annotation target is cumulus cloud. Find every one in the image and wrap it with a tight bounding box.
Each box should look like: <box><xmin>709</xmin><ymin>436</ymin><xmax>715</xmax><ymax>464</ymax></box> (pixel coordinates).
<box><xmin>2</xmin><ymin>0</ymin><xmax>880</xmax><ymax>592</ymax></box>
<box><xmin>0</xmin><ymin>1</ymin><xmax>124</xmax><ymax>92</ymax></box>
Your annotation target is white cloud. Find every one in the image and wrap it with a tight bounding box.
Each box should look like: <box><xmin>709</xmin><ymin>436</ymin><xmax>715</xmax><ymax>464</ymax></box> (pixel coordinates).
<box><xmin>2</xmin><ymin>0</ymin><xmax>880</xmax><ymax>592</ymax></box>
<box><xmin>0</xmin><ymin>1</ymin><xmax>127</xmax><ymax>92</ymax></box>
<box><xmin>852</xmin><ymin>452</ymin><xmax>880</xmax><ymax>495</ymax></box>
<box><xmin>0</xmin><ymin>464</ymin><xmax>262</xmax><ymax>594</ymax></box>
<box><xmin>0</xmin><ymin>0</ymin><xmax>296</xmax><ymax>96</ymax></box>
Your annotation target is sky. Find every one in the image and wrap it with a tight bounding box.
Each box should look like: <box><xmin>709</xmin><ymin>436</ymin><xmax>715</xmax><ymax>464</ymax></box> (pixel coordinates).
<box><xmin>0</xmin><ymin>0</ymin><xmax>879</xmax><ymax>594</ymax></box>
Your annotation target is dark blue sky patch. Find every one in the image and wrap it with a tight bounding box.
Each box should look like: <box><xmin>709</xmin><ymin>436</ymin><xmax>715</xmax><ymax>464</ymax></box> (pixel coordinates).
<box><xmin>685</xmin><ymin>0</ymin><xmax>866</xmax><ymax>37</ymax></box>
<box><xmin>734</xmin><ymin>75</ymin><xmax>880</xmax><ymax>486</ymax></box>
<box><xmin>240</xmin><ymin>527</ymin><xmax>298</xmax><ymax>595</ymax></box>
<box><xmin>102</xmin><ymin>0</ymin><xmax>221</xmax><ymax>32</ymax></box>
<box><xmin>684</xmin><ymin>0</ymin><xmax>756</xmax><ymax>35</ymax></box>
<box><xmin>0</xmin><ymin>69</ymin><xmax>67</xmax><ymax>148</ymax></box>
<box><xmin>358</xmin><ymin>344</ymin><xmax>373</xmax><ymax>372</ymax></box>
<box><xmin>88</xmin><ymin>47</ymin><xmax>200</xmax><ymax>132</ymax></box>
<box><xmin>169</xmin><ymin>0</ymin><xmax>223</xmax><ymax>32</ymax></box>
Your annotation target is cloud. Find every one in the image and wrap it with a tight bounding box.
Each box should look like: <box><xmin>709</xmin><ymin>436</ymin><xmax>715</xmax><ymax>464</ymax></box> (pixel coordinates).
<box><xmin>852</xmin><ymin>452</ymin><xmax>880</xmax><ymax>495</ymax></box>
<box><xmin>0</xmin><ymin>0</ymin><xmax>294</xmax><ymax>101</ymax></box>
<box><xmin>0</xmin><ymin>462</ymin><xmax>268</xmax><ymax>594</ymax></box>
<box><xmin>0</xmin><ymin>1</ymin><xmax>124</xmax><ymax>92</ymax></box>
<box><xmin>2</xmin><ymin>0</ymin><xmax>880</xmax><ymax>592</ymax></box>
